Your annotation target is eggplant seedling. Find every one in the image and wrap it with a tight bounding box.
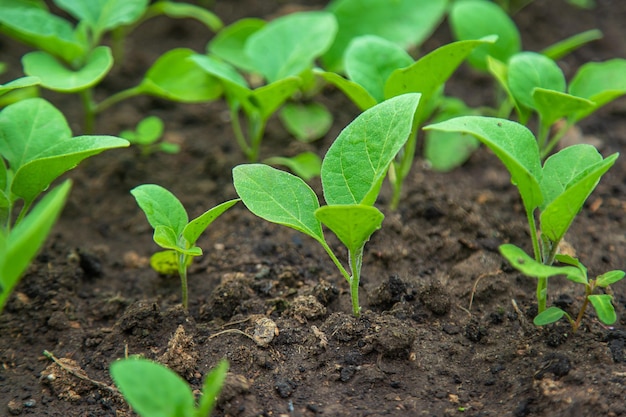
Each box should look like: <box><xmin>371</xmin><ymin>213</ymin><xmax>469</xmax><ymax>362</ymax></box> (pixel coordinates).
<box><xmin>233</xmin><ymin>94</ymin><xmax>420</xmax><ymax>316</ymax></box>
<box><xmin>120</xmin><ymin>115</ymin><xmax>180</xmax><ymax>156</ymax></box>
<box><xmin>424</xmin><ymin>116</ymin><xmax>618</xmax><ymax>315</ymax></box>
<box><xmin>111</xmin><ymin>357</ymin><xmax>228</xmax><ymax>417</ymax></box>
<box><xmin>131</xmin><ymin>184</ymin><xmax>239</xmax><ymax>310</ymax></box>
<box><xmin>501</xmin><ymin>244</ymin><xmax>624</xmax><ymax>332</ymax></box>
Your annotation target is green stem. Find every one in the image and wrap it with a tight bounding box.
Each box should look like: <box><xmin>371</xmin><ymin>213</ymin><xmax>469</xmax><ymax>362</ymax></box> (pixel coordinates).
<box><xmin>229</xmin><ymin>104</ymin><xmax>253</xmax><ymax>160</ymax></box>
<box><xmin>536</xmin><ymin>277</ymin><xmax>548</xmax><ymax>313</ymax></box>
<box><xmin>95</xmin><ymin>86</ymin><xmax>144</xmax><ymax>114</ymax></box>
<box><xmin>541</xmin><ymin>120</ymin><xmax>573</xmax><ymax>160</ymax></box>
<box><xmin>348</xmin><ymin>247</ymin><xmax>364</xmax><ymax>317</ymax></box>
<box><xmin>178</xmin><ymin>254</ymin><xmax>189</xmax><ymax>311</ymax></box>
<box><xmin>14</xmin><ymin>200</ymin><xmax>33</xmax><ymax>227</ymax></box>
<box><xmin>537</xmin><ymin>118</ymin><xmax>550</xmax><ymax>152</ymax></box>
<box><xmin>390</xmin><ymin>122</ymin><xmax>419</xmax><ymax>210</ymax></box>
<box><xmin>319</xmin><ymin>240</ymin><xmax>351</xmax><ymax>283</ymax></box>
<box><xmin>248</xmin><ymin>113</ymin><xmax>266</xmax><ymax>162</ymax></box>
<box><xmin>80</xmin><ymin>88</ymin><xmax>97</xmax><ymax>134</ymax></box>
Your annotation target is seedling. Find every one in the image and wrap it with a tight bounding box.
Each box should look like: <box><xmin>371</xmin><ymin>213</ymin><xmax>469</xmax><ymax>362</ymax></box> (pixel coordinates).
<box><xmin>501</xmin><ymin>244</ymin><xmax>624</xmax><ymax>332</ymax></box>
<box><xmin>316</xmin><ymin>36</ymin><xmax>494</xmax><ymax>208</ymax></box>
<box><xmin>0</xmin><ymin>97</ymin><xmax>129</xmax><ymax>313</ymax></box>
<box><xmin>120</xmin><ymin>115</ymin><xmax>180</xmax><ymax>156</ymax></box>
<box><xmin>424</xmin><ymin>116</ymin><xmax>618</xmax><ymax>314</ymax></box>
<box><xmin>131</xmin><ymin>184</ymin><xmax>239</xmax><ymax>310</ymax></box>
<box><xmin>233</xmin><ymin>94</ymin><xmax>420</xmax><ymax>316</ymax></box>
<box><xmin>111</xmin><ymin>357</ymin><xmax>228</xmax><ymax>417</ymax></box>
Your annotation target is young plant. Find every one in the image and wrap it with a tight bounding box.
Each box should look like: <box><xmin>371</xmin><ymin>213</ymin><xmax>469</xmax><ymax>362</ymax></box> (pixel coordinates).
<box><xmin>233</xmin><ymin>93</ymin><xmax>420</xmax><ymax>317</ymax></box>
<box><xmin>501</xmin><ymin>244</ymin><xmax>624</xmax><ymax>332</ymax></box>
<box><xmin>120</xmin><ymin>115</ymin><xmax>180</xmax><ymax>156</ymax></box>
<box><xmin>0</xmin><ymin>97</ymin><xmax>129</xmax><ymax>313</ymax></box>
<box><xmin>424</xmin><ymin>116</ymin><xmax>618</xmax><ymax>314</ymax></box>
<box><xmin>111</xmin><ymin>357</ymin><xmax>228</xmax><ymax>417</ymax></box>
<box><xmin>131</xmin><ymin>184</ymin><xmax>239</xmax><ymax>310</ymax></box>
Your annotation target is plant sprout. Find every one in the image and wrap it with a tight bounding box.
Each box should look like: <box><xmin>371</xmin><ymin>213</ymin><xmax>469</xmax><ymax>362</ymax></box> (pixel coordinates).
<box><xmin>120</xmin><ymin>115</ymin><xmax>180</xmax><ymax>156</ymax></box>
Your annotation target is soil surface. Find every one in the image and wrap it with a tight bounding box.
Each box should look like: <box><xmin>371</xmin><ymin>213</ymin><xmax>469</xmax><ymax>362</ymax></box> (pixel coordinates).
<box><xmin>2</xmin><ymin>1</ymin><xmax>626</xmax><ymax>416</ymax></box>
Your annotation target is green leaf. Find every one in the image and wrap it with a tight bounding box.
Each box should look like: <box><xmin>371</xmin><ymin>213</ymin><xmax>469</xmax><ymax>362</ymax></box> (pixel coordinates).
<box><xmin>245</xmin><ymin>11</ymin><xmax>337</xmax><ymax>83</ymax></box>
<box><xmin>150</xmin><ymin>250</ymin><xmax>180</xmax><ymax>275</ymax></box>
<box><xmin>110</xmin><ymin>358</ymin><xmax>195</xmax><ymax>417</ymax></box>
<box><xmin>569</xmin><ymin>59</ymin><xmax>626</xmax><ymax>121</ymax></box>
<box><xmin>540</xmin><ymin>149</ymin><xmax>618</xmax><ymax>243</ymax></box>
<box><xmin>323</xmin><ymin>0</ymin><xmax>447</xmax><ymax>72</ymax></box>
<box><xmin>424</xmin><ymin>117</ymin><xmax>543</xmax><ymax>216</ymax></box>
<box><xmin>486</xmin><ymin>56</ymin><xmax>530</xmax><ymax>123</ymax></box>
<box><xmin>22</xmin><ymin>46</ymin><xmax>113</xmax><ymax>92</ymax></box>
<box><xmin>250</xmin><ymin>77</ymin><xmax>301</xmax><ymax>121</ymax></box>
<box><xmin>153</xmin><ymin>226</ymin><xmax>200</xmax><ymax>256</ymax></box>
<box><xmin>54</xmin><ymin>0</ymin><xmax>148</xmax><ymax>37</ymax></box>
<box><xmin>232</xmin><ymin>164</ymin><xmax>324</xmax><ymax>243</ymax></box>
<box><xmin>0</xmin><ymin>98</ymin><xmax>129</xmax><ymax>205</ymax></box>
<box><xmin>322</xmin><ymin>93</ymin><xmax>420</xmax><ymax>206</ymax></box>
<box><xmin>314</xmin><ymin>204</ymin><xmax>383</xmax><ymax>253</ymax></box>
<box><xmin>279</xmin><ymin>102</ymin><xmax>333</xmax><ymax>142</ymax></box>
<box><xmin>532</xmin><ymin>88</ymin><xmax>595</xmax><ymax>127</ymax></box>
<box><xmin>0</xmin><ymin>76</ymin><xmax>40</xmax><ymax>97</ymax></box>
<box><xmin>314</xmin><ymin>69</ymin><xmax>377</xmax><ymax>111</ymax></box>
<box><xmin>0</xmin><ymin>180</ymin><xmax>71</xmax><ymax>313</ymax></box>
<box><xmin>533</xmin><ymin>306</ymin><xmax>567</xmax><ymax>326</ymax></box>
<box><xmin>541</xmin><ymin>29</ymin><xmax>603</xmax><ymax>61</ymax></box>
<box><xmin>507</xmin><ymin>52</ymin><xmax>566</xmax><ymax>110</ymax></box>
<box><xmin>149</xmin><ymin>1</ymin><xmax>222</xmax><ymax>32</ymax></box>
<box><xmin>449</xmin><ymin>0</ymin><xmax>520</xmax><ymax>71</ymax></box>
<box><xmin>196</xmin><ymin>360</ymin><xmax>229</xmax><ymax>417</ymax></box>
<box><xmin>139</xmin><ymin>48</ymin><xmax>222</xmax><ymax>102</ymax></box>
<box><xmin>588</xmin><ymin>294</ymin><xmax>616</xmax><ymax>325</ymax></box>
<box><xmin>182</xmin><ymin>199</ymin><xmax>239</xmax><ymax>246</ymax></box>
<box><xmin>208</xmin><ymin>18</ymin><xmax>266</xmax><ymax>73</ymax></box>
<box><xmin>131</xmin><ymin>184</ymin><xmax>188</xmax><ymax>237</ymax></box>
<box><xmin>132</xmin><ymin>115</ymin><xmax>164</xmax><ymax>145</ymax></box>
<box><xmin>596</xmin><ymin>270</ymin><xmax>625</xmax><ymax>288</ymax></box>
<box><xmin>264</xmin><ymin>152</ymin><xmax>323</xmax><ymax>181</ymax></box>
<box><xmin>499</xmin><ymin>244</ymin><xmax>586</xmax><ymax>283</ymax></box>
<box><xmin>344</xmin><ymin>35</ymin><xmax>413</xmax><ymax>103</ymax></box>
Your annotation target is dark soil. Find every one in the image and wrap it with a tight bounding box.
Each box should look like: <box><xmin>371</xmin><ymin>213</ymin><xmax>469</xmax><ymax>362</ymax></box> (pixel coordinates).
<box><xmin>2</xmin><ymin>1</ymin><xmax>626</xmax><ymax>416</ymax></box>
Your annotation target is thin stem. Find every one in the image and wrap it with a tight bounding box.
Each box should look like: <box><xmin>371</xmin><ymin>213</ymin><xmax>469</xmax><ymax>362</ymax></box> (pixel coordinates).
<box><xmin>348</xmin><ymin>247</ymin><xmax>364</xmax><ymax>317</ymax></box>
<box><xmin>572</xmin><ymin>284</ymin><xmax>593</xmax><ymax>333</ymax></box>
<box><xmin>248</xmin><ymin>113</ymin><xmax>266</xmax><ymax>162</ymax></box>
<box><xmin>536</xmin><ymin>277</ymin><xmax>548</xmax><ymax>313</ymax></box>
<box><xmin>390</xmin><ymin>122</ymin><xmax>419</xmax><ymax>210</ymax></box>
<box><xmin>95</xmin><ymin>86</ymin><xmax>144</xmax><ymax>114</ymax></box>
<box><xmin>229</xmin><ymin>104</ymin><xmax>253</xmax><ymax>159</ymax></box>
<box><xmin>79</xmin><ymin>89</ymin><xmax>97</xmax><ymax>134</ymax></box>
<box><xmin>537</xmin><ymin>118</ymin><xmax>550</xmax><ymax>152</ymax></box>
<box><xmin>319</xmin><ymin>240</ymin><xmax>351</xmax><ymax>282</ymax></box>
<box><xmin>178</xmin><ymin>254</ymin><xmax>189</xmax><ymax>311</ymax></box>
<box><xmin>14</xmin><ymin>200</ymin><xmax>33</xmax><ymax>227</ymax></box>
<box><xmin>541</xmin><ymin>120</ymin><xmax>573</xmax><ymax>160</ymax></box>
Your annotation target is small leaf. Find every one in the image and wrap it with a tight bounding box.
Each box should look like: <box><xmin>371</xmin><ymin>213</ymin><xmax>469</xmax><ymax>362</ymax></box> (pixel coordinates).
<box><xmin>588</xmin><ymin>294</ymin><xmax>617</xmax><ymax>325</ymax></box>
<box><xmin>250</xmin><ymin>77</ymin><xmax>301</xmax><ymax>121</ymax></box>
<box><xmin>110</xmin><ymin>358</ymin><xmax>195</xmax><ymax>417</ymax></box>
<box><xmin>136</xmin><ymin>116</ymin><xmax>164</xmax><ymax>144</ymax></box>
<box><xmin>22</xmin><ymin>46</ymin><xmax>113</xmax><ymax>92</ymax></box>
<box><xmin>55</xmin><ymin>0</ymin><xmax>148</xmax><ymax>36</ymax></box>
<box><xmin>131</xmin><ymin>184</ymin><xmax>188</xmax><ymax>237</ymax></box>
<box><xmin>314</xmin><ymin>204</ymin><xmax>383</xmax><ymax>253</ymax></box>
<box><xmin>232</xmin><ymin>164</ymin><xmax>324</xmax><ymax>243</ymax></box>
<box><xmin>149</xmin><ymin>1</ymin><xmax>222</xmax><ymax>32</ymax></box>
<box><xmin>150</xmin><ymin>250</ymin><xmax>179</xmax><ymax>275</ymax></box>
<box><xmin>322</xmin><ymin>93</ymin><xmax>420</xmax><ymax>206</ymax></box>
<box><xmin>153</xmin><ymin>225</ymin><xmax>180</xmax><ymax>250</ymax></box>
<box><xmin>569</xmin><ymin>59</ymin><xmax>626</xmax><ymax>121</ymax></box>
<box><xmin>533</xmin><ymin>306</ymin><xmax>566</xmax><ymax>326</ymax></box>
<box><xmin>0</xmin><ymin>76</ymin><xmax>40</xmax><ymax>97</ymax></box>
<box><xmin>264</xmin><ymin>152</ymin><xmax>322</xmax><ymax>181</ymax></box>
<box><xmin>314</xmin><ymin>69</ymin><xmax>377</xmax><ymax>111</ymax></box>
<box><xmin>499</xmin><ymin>244</ymin><xmax>586</xmax><ymax>283</ymax></box>
<box><xmin>532</xmin><ymin>88</ymin><xmax>595</xmax><ymax>127</ymax></box>
<box><xmin>182</xmin><ymin>199</ymin><xmax>239</xmax><ymax>246</ymax></box>
<box><xmin>279</xmin><ymin>102</ymin><xmax>333</xmax><ymax>142</ymax></box>
<box><xmin>595</xmin><ymin>270</ymin><xmax>626</xmax><ymax>288</ymax></box>
<box><xmin>486</xmin><ymin>56</ymin><xmax>530</xmax><ymax>123</ymax></box>
<box><xmin>541</xmin><ymin>29</ymin><xmax>603</xmax><ymax>61</ymax></box>
<box><xmin>196</xmin><ymin>360</ymin><xmax>229</xmax><ymax>417</ymax></box>
<box><xmin>507</xmin><ymin>52</ymin><xmax>566</xmax><ymax>110</ymax></box>
<box><xmin>208</xmin><ymin>18</ymin><xmax>266</xmax><ymax>73</ymax></box>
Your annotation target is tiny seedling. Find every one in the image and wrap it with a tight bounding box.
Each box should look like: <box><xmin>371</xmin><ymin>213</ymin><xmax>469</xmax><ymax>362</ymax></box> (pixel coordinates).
<box><xmin>501</xmin><ymin>244</ymin><xmax>624</xmax><ymax>332</ymax></box>
<box><xmin>110</xmin><ymin>357</ymin><xmax>228</xmax><ymax>417</ymax></box>
<box><xmin>424</xmin><ymin>116</ymin><xmax>618</xmax><ymax>314</ymax></box>
<box><xmin>120</xmin><ymin>115</ymin><xmax>180</xmax><ymax>156</ymax></box>
<box><xmin>131</xmin><ymin>184</ymin><xmax>239</xmax><ymax>310</ymax></box>
<box><xmin>0</xmin><ymin>97</ymin><xmax>129</xmax><ymax>313</ymax></box>
<box><xmin>233</xmin><ymin>94</ymin><xmax>420</xmax><ymax>316</ymax></box>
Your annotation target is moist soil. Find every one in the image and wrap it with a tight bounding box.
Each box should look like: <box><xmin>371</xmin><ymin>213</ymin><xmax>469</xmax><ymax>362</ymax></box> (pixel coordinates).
<box><xmin>2</xmin><ymin>1</ymin><xmax>626</xmax><ymax>416</ymax></box>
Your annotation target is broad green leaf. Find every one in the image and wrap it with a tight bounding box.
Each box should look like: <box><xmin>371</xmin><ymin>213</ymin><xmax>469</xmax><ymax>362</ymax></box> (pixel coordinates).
<box><xmin>0</xmin><ymin>180</ymin><xmax>71</xmax><ymax>313</ymax></box>
<box><xmin>279</xmin><ymin>102</ymin><xmax>333</xmax><ymax>142</ymax></box>
<box><xmin>323</xmin><ymin>0</ymin><xmax>447</xmax><ymax>72</ymax></box>
<box><xmin>424</xmin><ymin>117</ymin><xmax>543</xmax><ymax>215</ymax></box>
<box><xmin>0</xmin><ymin>98</ymin><xmax>128</xmax><ymax>205</ymax></box>
<box><xmin>182</xmin><ymin>199</ymin><xmax>239</xmax><ymax>246</ymax></box>
<box><xmin>0</xmin><ymin>0</ymin><xmax>85</xmax><ymax>63</ymax></box>
<box><xmin>569</xmin><ymin>59</ymin><xmax>626</xmax><ymax>121</ymax></box>
<box><xmin>344</xmin><ymin>35</ymin><xmax>413</xmax><ymax>103</ymax></box>
<box><xmin>385</xmin><ymin>37</ymin><xmax>495</xmax><ymax>122</ymax></box>
<box><xmin>250</xmin><ymin>77</ymin><xmax>301</xmax><ymax>120</ymax></box>
<box><xmin>139</xmin><ymin>48</ymin><xmax>222</xmax><ymax>102</ymax></box>
<box><xmin>0</xmin><ymin>76</ymin><xmax>40</xmax><ymax>97</ymax></box>
<box><xmin>54</xmin><ymin>0</ymin><xmax>148</xmax><ymax>38</ymax></box>
<box><xmin>22</xmin><ymin>46</ymin><xmax>113</xmax><ymax>92</ymax></box>
<box><xmin>191</xmin><ymin>54</ymin><xmax>251</xmax><ymax>111</ymax></box>
<box><xmin>486</xmin><ymin>56</ymin><xmax>530</xmax><ymax>123</ymax></box>
<box><xmin>507</xmin><ymin>52</ymin><xmax>566</xmax><ymax>110</ymax></box>
<box><xmin>540</xmin><ymin>152</ymin><xmax>618</xmax><ymax>243</ymax></box>
<box><xmin>554</xmin><ymin>253</ymin><xmax>587</xmax><ymax>275</ymax></box>
<box><xmin>245</xmin><ymin>11</ymin><xmax>337</xmax><ymax>83</ymax></box>
<box><xmin>232</xmin><ymin>164</ymin><xmax>324</xmax><ymax>242</ymax></box>
<box><xmin>499</xmin><ymin>244</ymin><xmax>586</xmax><ymax>283</ymax></box>
<box><xmin>152</xmin><ymin>226</ymin><xmax>201</xmax><ymax>256</ymax></box>
<box><xmin>533</xmin><ymin>306</ymin><xmax>566</xmax><ymax>326</ymax></box>
<box><xmin>541</xmin><ymin>29</ymin><xmax>603</xmax><ymax>61</ymax></box>
<box><xmin>264</xmin><ymin>152</ymin><xmax>323</xmax><ymax>181</ymax></box>
<box><xmin>449</xmin><ymin>0</ymin><xmax>520</xmax><ymax>71</ymax></box>
<box><xmin>314</xmin><ymin>70</ymin><xmax>377</xmax><ymax>111</ymax></box>
<box><xmin>196</xmin><ymin>360</ymin><xmax>229</xmax><ymax>417</ymax></box>
<box><xmin>208</xmin><ymin>18</ymin><xmax>266</xmax><ymax>73</ymax></box>
<box><xmin>131</xmin><ymin>184</ymin><xmax>188</xmax><ymax>237</ymax></box>
<box><xmin>110</xmin><ymin>358</ymin><xmax>195</xmax><ymax>417</ymax></box>
<box><xmin>149</xmin><ymin>1</ymin><xmax>222</xmax><ymax>32</ymax></box>
<box><xmin>588</xmin><ymin>294</ymin><xmax>616</xmax><ymax>325</ymax></box>
<box><xmin>532</xmin><ymin>88</ymin><xmax>595</xmax><ymax>127</ymax></box>
<box><xmin>314</xmin><ymin>204</ymin><xmax>383</xmax><ymax>253</ymax></box>
<box><xmin>322</xmin><ymin>93</ymin><xmax>420</xmax><ymax>206</ymax></box>
<box><xmin>150</xmin><ymin>250</ymin><xmax>180</xmax><ymax>275</ymax></box>
<box><xmin>596</xmin><ymin>270</ymin><xmax>625</xmax><ymax>288</ymax></box>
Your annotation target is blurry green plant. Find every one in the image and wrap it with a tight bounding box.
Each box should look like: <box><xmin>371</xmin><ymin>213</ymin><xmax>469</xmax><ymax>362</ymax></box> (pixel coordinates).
<box><xmin>120</xmin><ymin>115</ymin><xmax>180</xmax><ymax>156</ymax></box>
